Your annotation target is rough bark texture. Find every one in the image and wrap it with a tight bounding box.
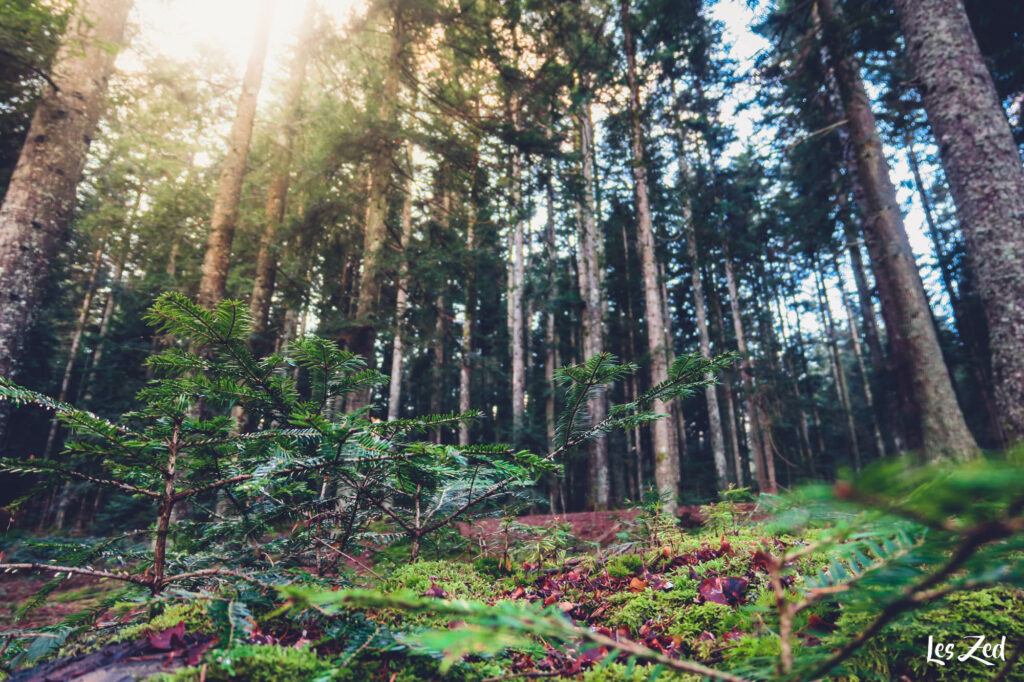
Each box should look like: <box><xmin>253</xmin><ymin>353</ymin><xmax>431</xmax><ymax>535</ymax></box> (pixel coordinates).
<box><xmin>197</xmin><ymin>0</ymin><xmax>273</xmax><ymax>308</ymax></box>
<box><xmin>250</xmin><ymin>0</ymin><xmax>315</xmax><ymax>343</ymax></box>
<box><xmin>577</xmin><ymin>103</ymin><xmax>609</xmax><ymax>508</ymax></box>
<box><xmin>894</xmin><ymin>0</ymin><xmax>1024</xmax><ymax>443</ymax></box>
<box><xmin>621</xmin><ymin>0</ymin><xmax>676</xmax><ymax>511</ymax></box>
<box><xmin>0</xmin><ymin>0</ymin><xmax>133</xmax><ymax>380</ymax></box>
<box><xmin>819</xmin><ymin>0</ymin><xmax>978</xmax><ymax>460</ymax></box>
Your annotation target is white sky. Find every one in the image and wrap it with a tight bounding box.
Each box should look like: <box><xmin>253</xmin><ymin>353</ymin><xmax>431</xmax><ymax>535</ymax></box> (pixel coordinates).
<box><xmin>126</xmin><ymin>0</ymin><xmax>365</xmax><ymax>81</ymax></box>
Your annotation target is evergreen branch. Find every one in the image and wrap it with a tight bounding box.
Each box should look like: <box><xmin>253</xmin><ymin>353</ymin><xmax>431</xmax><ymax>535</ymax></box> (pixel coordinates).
<box><xmin>808</xmin><ymin>514</ymin><xmax>1024</xmax><ymax>678</ymax></box>
<box><xmin>0</xmin><ymin>461</ymin><xmax>161</xmax><ymax>499</ymax></box>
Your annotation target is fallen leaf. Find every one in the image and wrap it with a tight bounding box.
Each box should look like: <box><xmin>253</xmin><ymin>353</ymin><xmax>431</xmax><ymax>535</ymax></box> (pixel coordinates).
<box><xmin>423</xmin><ymin>583</ymin><xmax>449</xmax><ymax>598</ymax></box>
<box><xmin>698</xmin><ymin>576</ymin><xmax>749</xmax><ymax>606</ymax></box>
<box><xmin>147</xmin><ymin>621</ymin><xmax>186</xmax><ymax>650</ymax></box>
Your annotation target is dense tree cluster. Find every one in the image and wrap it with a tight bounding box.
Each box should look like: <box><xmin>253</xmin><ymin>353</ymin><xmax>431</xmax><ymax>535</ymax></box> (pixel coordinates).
<box><xmin>1</xmin><ymin>0</ymin><xmax>1023</xmax><ymax>527</ymax></box>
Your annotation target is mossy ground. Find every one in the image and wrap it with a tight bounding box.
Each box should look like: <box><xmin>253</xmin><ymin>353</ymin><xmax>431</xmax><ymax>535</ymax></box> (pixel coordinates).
<box><xmin>4</xmin><ymin>516</ymin><xmax>1022</xmax><ymax>681</ymax></box>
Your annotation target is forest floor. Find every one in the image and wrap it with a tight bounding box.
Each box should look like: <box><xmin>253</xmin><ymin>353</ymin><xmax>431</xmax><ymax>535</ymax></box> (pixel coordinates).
<box><xmin>2</xmin><ymin>504</ymin><xmax>1021</xmax><ymax>681</ymax></box>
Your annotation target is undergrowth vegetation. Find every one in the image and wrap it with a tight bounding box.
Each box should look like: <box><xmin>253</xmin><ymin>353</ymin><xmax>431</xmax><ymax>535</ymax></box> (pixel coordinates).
<box><xmin>0</xmin><ymin>298</ymin><xmax>1022</xmax><ymax>680</ymax></box>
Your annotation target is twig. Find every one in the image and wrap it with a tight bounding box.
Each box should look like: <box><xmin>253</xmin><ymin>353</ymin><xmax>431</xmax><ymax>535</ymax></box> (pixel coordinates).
<box><xmin>0</xmin><ymin>562</ymin><xmax>151</xmax><ymax>587</ymax></box>
<box><xmin>313</xmin><ymin>538</ymin><xmax>384</xmax><ymax>581</ymax></box>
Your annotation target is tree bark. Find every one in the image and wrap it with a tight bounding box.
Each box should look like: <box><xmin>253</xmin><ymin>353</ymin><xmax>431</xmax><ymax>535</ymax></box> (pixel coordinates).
<box><xmin>723</xmin><ymin>251</ymin><xmax>774</xmax><ymax>492</ymax></box>
<box><xmin>508</xmin><ymin>147</ymin><xmax>526</xmax><ymax>442</ymax></box>
<box><xmin>352</xmin><ymin>2</ymin><xmax>404</xmax><ymax>374</ymax></box>
<box><xmin>388</xmin><ymin>150</ymin><xmax>414</xmax><ymax>422</ymax></box>
<box><xmin>197</xmin><ymin>0</ymin><xmax>273</xmax><ymax>308</ymax></box>
<box><xmin>685</xmin><ymin>218</ymin><xmax>728</xmax><ymax>490</ymax></box>
<box><xmin>250</xmin><ymin>0</ymin><xmax>315</xmax><ymax>346</ymax></box>
<box><xmin>621</xmin><ymin>0</ymin><xmax>676</xmax><ymax>511</ymax></box>
<box><xmin>833</xmin><ymin>252</ymin><xmax>886</xmax><ymax>461</ymax></box>
<box><xmin>893</xmin><ymin>0</ymin><xmax>1024</xmax><ymax>443</ymax></box>
<box><xmin>707</xmin><ymin>264</ymin><xmax>745</xmax><ymax>486</ymax></box>
<box><xmin>0</xmin><ymin>0</ymin><xmax>132</xmax><ymax>380</ymax></box>
<box><xmin>818</xmin><ymin>0</ymin><xmax>978</xmax><ymax>460</ymax></box>
<box><xmin>576</xmin><ymin>102</ymin><xmax>609</xmax><ymax>508</ymax></box>
<box><xmin>814</xmin><ymin>266</ymin><xmax>861</xmax><ymax>470</ymax></box>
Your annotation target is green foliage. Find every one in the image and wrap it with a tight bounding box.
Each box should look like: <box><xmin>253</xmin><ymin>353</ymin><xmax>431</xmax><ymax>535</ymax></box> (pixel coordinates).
<box><xmin>831</xmin><ymin>588</ymin><xmax>1024</xmax><ymax>681</ymax></box>
<box><xmin>157</xmin><ymin>644</ymin><xmax>329</xmax><ymax>682</ymax></box>
<box><xmin>0</xmin><ymin>294</ymin><xmax>553</xmax><ymax>593</ymax></box>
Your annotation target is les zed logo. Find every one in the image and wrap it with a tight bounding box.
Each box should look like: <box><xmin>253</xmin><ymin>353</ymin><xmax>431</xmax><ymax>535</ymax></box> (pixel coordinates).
<box><xmin>927</xmin><ymin>635</ymin><xmax>1007</xmax><ymax>666</ymax></box>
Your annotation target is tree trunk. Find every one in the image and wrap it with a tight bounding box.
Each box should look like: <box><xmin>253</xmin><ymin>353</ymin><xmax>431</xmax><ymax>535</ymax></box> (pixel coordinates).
<box><xmin>0</xmin><ymin>0</ymin><xmax>132</xmax><ymax>381</ymax></box>
<box><xmin>431</xmin><ymin>294</ymin><xmax>446</xmax><ymax>444</ymax></box>
<box><xmin>685</xmin><ymin>222</ymin><xmax>727</xmax><ymax>490</ymax></box>
<box><xmin>833</xmin><ymin>253</ymin><xmax>886</xmax><ymax>461</ymax></box>
<box><xmin>707</xmin><ymin>264</ymin><xmax>745</xmax><ymax>486</ymax></box>
<box><xmin>388</xmin><ymin>151</ymin><xmax>414</xmax><ymax>422</ymax></box>
<box><xmin>250</xmin><ymin>0</ymin><xmax>315</xmax><ymax>346</ymax></box>
<box><xmin>351</xmin><ymin>4</ymin><xmax>405</xmax><ymax>405</ymax></box>
<box><xmin>723</xmin><ymin>252</ymin><xmax>774</xmax><ymax>492</ymax></box>
<box><xmin>841</xmin><ymin>219</ymin><xmax>898</xmax><ymax>456</ymax></box>
<box><xmin>894</xmin><ymin>0</ymin><xmax>1024</xmax><ymax>443</ymax></box>
<box><xmin>80</xmin><ymin>246</ymin><xmax>127</xmax><ymax>406</ymax></box>
<box><xmin>197</xmin><ymin>0</ymin><xmax>273</xmax><ymax>308</ymax></box>
<box><xmin>576</xmin><ymin>103</ymin><xmax>609</xmax><ymax>508</ymax></box>
<box><xmin>44</xmin><ymin>238</ymin><xmax>107</xmax><ymax>459</ymax></box>
<box><xmin>818</xmin><ymin>0</ymin><xmax>978</xmax><ymax>460</ymax></box>
<box><xmin>508</xmin><ymin>148</ymin><xmax>526</xmax><ymax>442</ymax></box>
<box><xmin>815</xmin><ymin>266</ymin><xmax>862</xmax><ymax>470</ymax></box>
<box><xmin>621</xmin><ymin>0</ymin><xmax>676</xmax><ymax>511</ymax></box>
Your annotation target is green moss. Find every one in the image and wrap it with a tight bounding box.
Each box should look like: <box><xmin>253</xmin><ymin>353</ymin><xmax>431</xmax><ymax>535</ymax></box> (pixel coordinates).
<box><xmin>606</xmin><ymin>554</ymin><xmax>644</xmax><ymax>579</ymax></box>
<box><xmin>580</xmin><ymin>661</ymin><xmax>699</xmax><ymax>681</ymax></box>
<box><xmin>830</xmin><ymin>588</ymin><xmax>1024</xmax><ymax>681</ymax></box>
<box><xmin>386</xmin><ymin>561</ymin><xmax>491</xmax><ymax>601</ymax></box>
<box><xmin>111</xmin><ymin>601</ymin><xmax>211</xmax><ymax>644</ymax></box>
<box><xmin>604</xmin><ymin>583</ymin><xmax>699</xmax><ymax>632</ymax></box>
<box><xmin>153</xmin><ymin>645</ymin><xmax>328</xmax><ymax>681</ymax></box>
<box><xmin>668</xmin><ymin>602</ymin><xmax>743</xmax><ymax>641</ymax></box>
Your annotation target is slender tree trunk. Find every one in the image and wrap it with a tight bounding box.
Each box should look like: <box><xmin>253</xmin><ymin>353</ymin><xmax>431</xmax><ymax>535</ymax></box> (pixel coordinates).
<box><xmin>459</xmin><ymin>214</ymin><xmax>475</xmax><ymax>444</ymax></box>
<box><xmin>388</xmin><ymin>152</ymin><xmax>414</xmax><ymax>422</ymax></box>
<box><xmin>707</xmin><ymin>265</ymin><xmax>745</xmax><ymax>486</ymax></box>
<box><xmin>905</xmin><ymin>134</ymin><xmax>960</xmax><ymax>310</ymax></box>
<box><xmin>723</xmin><ymin>252</ymin><xmax>774</xmax><ymax>492</ymax></box>
<box><xmin>841</xmin><ymin>219</ymin><xmax>898</xmax><ymax>455</ymax></box>
<box><xmin>619</xmin><ymin>222</ymin><xmax>644</xmax><ymax>498</ymax></box>
<box><xmin>833</xmin><ymin>254</ymin><xmax>885</xmax><ymax>461</ymax></box>
<box><xmin>0</xmin><ymin>0</ymin><xmax>132</xmax><ymax>382</ymax></box>
<box><xmin>43</xmin><ymin>238</ymin><xmax>107</xmax><ymax>460</ymax></box>
<box><xmin>350</xmin><ymin>6</ymin><xmax>405</xmax><ymax>410</ymax></box>
<box><xmin>80</xmin><ymin>247</ymin><xmax>127</xmax><ymax>406</ymax></box>
<box><xmin>621</xmin><ymin>0</ymin><xmax>676</xmax><ymax>510</ymax></box>
<box><xmin>819</xmin><ymin>0</ymin><xmax>978</xmax><ymax>459</ymax></box>
<box><xmin>685</xmin><ymin>225</ymin><xmax>727</xmax><ymax>489</ymax></box>
<box><xmin>576</xmin><ymin>103</ymin><xmax>609</xmax><ymax>508</ymax></box>
<box><xmin>542</xmin><ymin>162</ymin><xmax>559</xmax><ymax>507</ymax></box>
<box><xmin>197</xmin><ymin>0</ymin><xmax>273</xmax><ymax>308</ymax></box>
<box><xmin>508</xmin><ymin>148</ymin><xmax>526</xmax><ymax>442</ymax></box>
<box><xmin>894</xmin><ymin>0</ymin><xmax>1024</xmax><ymax>443</ymax></box>
<box><xmin>431</xmin><ymin>294</ymin><xmax>446</xmax><ymax>444</ymax></box>
<box><xmin>250</xmin><ymin>0</ymin><xmax>315</xmax><ymax>346</ymax></box>
<box><xmin>815</xmin><ymin>266</ymin><xmax>862</xmax><ymax>470</ymax></box>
